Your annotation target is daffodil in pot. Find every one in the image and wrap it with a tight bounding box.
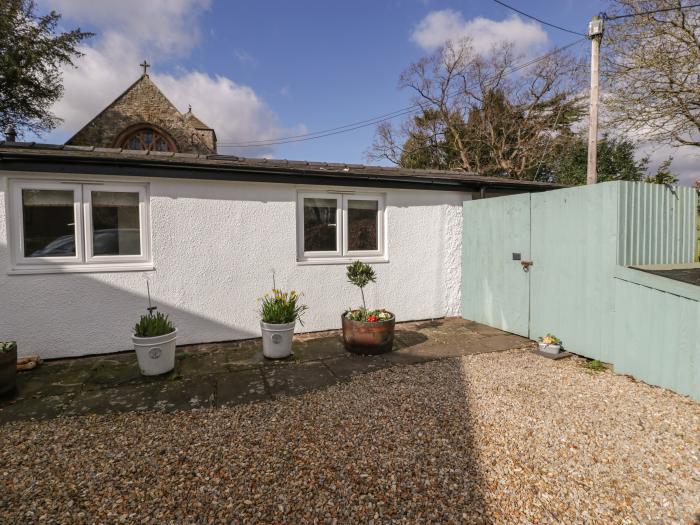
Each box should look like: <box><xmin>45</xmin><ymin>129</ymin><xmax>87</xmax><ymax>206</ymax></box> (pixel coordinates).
<box><xmin>342</xmin><ymin>261</ymin><xmax>395</xmax><ymax>355</ymax></box>
<box><xmin>259</xmin><ymin>289</ymin><xmax>308</xmax><ymax>359</ymax></box>
<box><xmin>538</xmin><ymin>333</ymin><xmax>562</xmax><ymax>356</ymax></box>
<box><xmin>133</xmin><ymin>312</ymin><xmax>177</xmax><ymax>375</ymax></box>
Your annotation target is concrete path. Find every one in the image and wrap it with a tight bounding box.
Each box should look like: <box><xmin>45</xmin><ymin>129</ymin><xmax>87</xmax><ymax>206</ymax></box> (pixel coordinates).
<box><xmin>0</xmin><ymin>318</ymin><xmax>529</xmax><ymax>423</ymax></box>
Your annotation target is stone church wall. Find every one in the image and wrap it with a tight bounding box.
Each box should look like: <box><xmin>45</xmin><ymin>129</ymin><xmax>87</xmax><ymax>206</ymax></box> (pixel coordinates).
<box><xmin>67</xmin><ymin>76</ymin><xmax>213</xmax><ymax>154</ymax></box>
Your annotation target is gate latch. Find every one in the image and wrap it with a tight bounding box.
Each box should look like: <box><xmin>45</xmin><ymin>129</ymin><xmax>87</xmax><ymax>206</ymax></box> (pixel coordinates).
<box><xmin>520</xmin><ymin>260</ymin><xmax>534</xmax><ymax>272</ymax></box>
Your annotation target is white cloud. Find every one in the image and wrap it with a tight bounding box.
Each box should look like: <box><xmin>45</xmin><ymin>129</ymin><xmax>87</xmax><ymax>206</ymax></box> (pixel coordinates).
<box><xmin>41</xmin><ymin>0</ymin><xmax>211</xmax><ymax>56</ymax></box>
<box><xmin>411</xmin><ymin>10</ymin><xmax>548</xmax><ymax>54</ymax></box>
<box><xmin>154</xmin><ymin>72</ymin><xmax>305</xmax><ymax>153</ymax></box>
<box><xmin>35</xmin><ymin>0</ymin><xmax>301</xmax><ymax>156</ymax></box>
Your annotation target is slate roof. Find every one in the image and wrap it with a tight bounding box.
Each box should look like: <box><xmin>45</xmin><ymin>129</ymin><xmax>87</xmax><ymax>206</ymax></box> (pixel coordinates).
<box><xmin>0</xmin><ymin>142</ymin><xmax>563</xmax><ymax>192</ymax></box>
<box><xmin>185</xmin><ymin>111</ymin><xmax>213</xmax><ymax>130</ymax></box>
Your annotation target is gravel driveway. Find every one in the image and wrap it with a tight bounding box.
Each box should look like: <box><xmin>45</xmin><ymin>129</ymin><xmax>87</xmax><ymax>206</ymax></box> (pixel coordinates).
<box><xmin>1</xmin><ymin>349</ymin><xmax>698</xmax><ymax>524</ymax></box>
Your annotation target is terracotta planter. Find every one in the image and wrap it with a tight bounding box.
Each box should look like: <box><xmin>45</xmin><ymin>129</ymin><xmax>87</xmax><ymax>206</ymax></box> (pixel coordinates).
<box><xmin>342</xmin><ymin>313</ymin><xmax>395</xmax><ymax>355</ymax></box>
<box><xmin>0</xmin><ymin>346</ymin><xmax>17</xmax><ymax>396</ymax></box>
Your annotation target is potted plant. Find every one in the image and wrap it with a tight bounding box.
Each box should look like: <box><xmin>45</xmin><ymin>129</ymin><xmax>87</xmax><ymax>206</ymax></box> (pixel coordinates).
<box><xmin>0</xmin><ymin>341</ymin><xmax>17</xmax><ymax>396</ymax></box>
<box><xmin>342</xmin><ymin>261</ymin><xmax>395</xmax><ymax>355</ymax></box>
<box><xmin>133</xmin><ymin>312</ymin><xmax>177</xmax><ymax>375</ymax></box>
<box><xmin>538</xmin><ymin>334</ymin><xmax>562</xmax><ymax>355</ymax></box>
<box><xmin>259</xmin><ymin>289</ymin><xmax>308</xmax><ymax>359</ymax></box>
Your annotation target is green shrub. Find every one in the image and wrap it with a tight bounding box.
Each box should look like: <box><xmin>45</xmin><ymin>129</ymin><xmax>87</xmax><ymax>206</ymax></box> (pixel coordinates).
<box><xmin>586</xmin><ymin>359</ymin><xmax>604</xmax><ymax>372</ymax></box>
<box><xmin>346</xmin><ymin>260</ymin><xmax>376</xmax><ymax>311</ymax></box>
<box><xmin>134</xmin><ymin>312</ymin><xmax>175</xmax><ymax>337</ymax></box>
<box><xmin>0</xmin><ymin>341</ymin><xmax>17</xmax><ymax>353</ymax></box>
<box><xmin>259</xmin><ymin>289</ymin><xmax>308</xmax><ymax>325</ymax></box>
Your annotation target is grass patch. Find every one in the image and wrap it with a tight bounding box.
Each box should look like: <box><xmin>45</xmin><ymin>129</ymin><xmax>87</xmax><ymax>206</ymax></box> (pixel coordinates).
<box><xmin>585</xmin><ymin>359</ymin><xmax>605</xmax><ymax>372</ymax></box>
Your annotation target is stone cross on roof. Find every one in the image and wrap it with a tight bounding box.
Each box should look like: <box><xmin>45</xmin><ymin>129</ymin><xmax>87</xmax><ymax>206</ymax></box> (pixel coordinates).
<box><xmin>140</xmin><ymin>60</ymin><xmax>150</xmax><ymax>76</ymax></box>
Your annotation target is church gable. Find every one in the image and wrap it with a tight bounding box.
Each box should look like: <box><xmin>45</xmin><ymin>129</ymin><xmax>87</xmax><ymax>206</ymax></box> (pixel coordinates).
<box><xmin>66</xmin><ymin>68</ymin><xmax>215</xmax><ymax>154</ymax></box>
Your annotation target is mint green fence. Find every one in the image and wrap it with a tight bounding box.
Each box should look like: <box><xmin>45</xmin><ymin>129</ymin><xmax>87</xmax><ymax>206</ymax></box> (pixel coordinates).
<box><xmin>462</xmin><ymin>181</ymin><xmax>699</xmax><ymax>400</ymax></box>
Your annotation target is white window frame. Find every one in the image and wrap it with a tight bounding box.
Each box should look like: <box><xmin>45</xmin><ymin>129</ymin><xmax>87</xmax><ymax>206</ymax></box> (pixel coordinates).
<box><xmin>83</xmin><ymin>183</ymin><xmax>150</xmax><ymax>265</ymax></box>
<box><xmin>297</xmin><ymin>191</ymin><xmax>386</xmax><ymax>264</ymax></box>
<box><xmin>7</xmin><ymin>179</ymin><xmax>153</xmax><ymax>275</ymax></box>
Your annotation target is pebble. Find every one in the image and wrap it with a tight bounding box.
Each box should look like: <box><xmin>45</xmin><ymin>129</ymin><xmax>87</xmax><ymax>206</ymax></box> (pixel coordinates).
<box><xmin>0</xmin><ymin>349</ymin><xmax>698</xmax><ymax>523</ymax></box>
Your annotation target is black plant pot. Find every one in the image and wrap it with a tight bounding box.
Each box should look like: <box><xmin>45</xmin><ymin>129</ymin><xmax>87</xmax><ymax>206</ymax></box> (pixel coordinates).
<box><xmin>0</xmin><ymin>347</ymin><xmax>17</xmax><ymax>396</ymax></box>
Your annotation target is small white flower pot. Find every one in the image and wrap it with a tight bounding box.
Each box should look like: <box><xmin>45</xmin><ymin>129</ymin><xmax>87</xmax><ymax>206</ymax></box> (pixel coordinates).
<box><xmin>133</xmin><ymin>329</ymin><xmax>177</xmax><ymax>376</ymax></box>
<box><xmin>261</xmin><ymin>321</ymin><xmax>295</xmax><ymax>359</ymax></box>
<box><xmin>538</xmin><ymin>342</ymin><xmax>562</xmax><ymax>356</ymax></box>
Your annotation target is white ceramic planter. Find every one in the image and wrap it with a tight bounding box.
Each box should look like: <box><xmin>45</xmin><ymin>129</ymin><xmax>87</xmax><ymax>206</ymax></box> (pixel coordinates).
<box><xmin>538</xmin><ymin>342</ymin><xmax>562</xmax><ymax>355</ymax></box>
<box><xmin>261</xmin><ymin>321</ymin><xmax>295</xmax><ymax>359</ymax></box>
<box><xmin>133</xmin><ymin>329</ymin><xmax>177</xmax><ymax>375</ymax></box>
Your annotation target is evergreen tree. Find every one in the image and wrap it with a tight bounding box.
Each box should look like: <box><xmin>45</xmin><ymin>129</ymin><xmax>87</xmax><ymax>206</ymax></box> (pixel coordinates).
<box><xmin>0</xmin><ymin>0</ymin><xmax>92</xmax><ymax>139</ymax></box>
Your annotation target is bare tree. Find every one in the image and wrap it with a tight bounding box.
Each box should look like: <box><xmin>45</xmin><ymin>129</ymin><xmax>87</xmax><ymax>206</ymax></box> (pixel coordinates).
<box><xmin>604</xmin><ymin>0</ymin><xmax>700</xmax><ymax>147</ymax></box>
<box><xmin>368</xmin><ymin>39</ymin><xmax>585</xmax><ymax>180</ymax></box>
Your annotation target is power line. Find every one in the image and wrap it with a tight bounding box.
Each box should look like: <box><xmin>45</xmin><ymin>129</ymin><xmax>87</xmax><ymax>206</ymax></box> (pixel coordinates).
<box><xmin>489</xmin><ymin>0</ymin><xmax>586</xmax><ymax>36</ymax></box>
<box><xmin>218</xmin><ymin>38</ymin><xmax>587</xmax><ymax>148</ymax></box>
<box><xmin>605</xmin><ymin>2</ymin><xmax>700</xmax><ymax>20</ymax></box>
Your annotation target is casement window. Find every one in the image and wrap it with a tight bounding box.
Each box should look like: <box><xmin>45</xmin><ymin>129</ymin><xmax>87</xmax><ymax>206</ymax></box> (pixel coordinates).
<box><xmin>296</xmin><ymin>191</ymin><xmax>386</xmax><ymax>263</ymax></box>
<box><xmin>8</xmin><ymin>180</ymin><xmax>152</xmax><ymax>274</ymax></box>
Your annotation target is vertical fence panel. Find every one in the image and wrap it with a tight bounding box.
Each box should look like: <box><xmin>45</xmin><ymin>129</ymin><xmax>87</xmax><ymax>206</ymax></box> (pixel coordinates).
<box><xmin>529</xmin><ymin>183</ymin><xmax>620</xmax><ymax>362</ymax></box>
<box><xmin>618</xmin><ymin>182</ymin><xmax>697</xmax><ymax>266</ymax></box>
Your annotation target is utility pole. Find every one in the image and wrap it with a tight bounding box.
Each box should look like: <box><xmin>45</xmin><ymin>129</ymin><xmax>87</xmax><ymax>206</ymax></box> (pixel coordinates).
<box><xmin>587</xmin><ymin>15</ymin><xmax>604</xmax><ymax>185</ymax></box>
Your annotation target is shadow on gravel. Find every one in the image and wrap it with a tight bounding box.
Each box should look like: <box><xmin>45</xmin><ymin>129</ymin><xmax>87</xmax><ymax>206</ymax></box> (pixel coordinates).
<box><xmin>0</xmin><ymin>355</ymin><xmax>491</xmax><ymax>523</ymax></box>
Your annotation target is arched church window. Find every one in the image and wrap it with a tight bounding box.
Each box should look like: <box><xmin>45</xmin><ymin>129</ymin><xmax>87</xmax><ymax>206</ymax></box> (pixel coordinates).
<box><xmin>117</xmin><ymin>126</ymin><xmax>177</xmax><ymax>152</ymax></box>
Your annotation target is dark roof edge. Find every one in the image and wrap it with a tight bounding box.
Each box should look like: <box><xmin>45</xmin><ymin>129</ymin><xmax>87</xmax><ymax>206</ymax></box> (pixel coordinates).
<box><xmin>0</xmin><ymin>150</ymin><xmax>560</xmax><ymax>192</ymax></box>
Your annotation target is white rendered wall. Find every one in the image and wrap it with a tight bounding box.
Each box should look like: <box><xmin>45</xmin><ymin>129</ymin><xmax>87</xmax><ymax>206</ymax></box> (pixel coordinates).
<box><xmin>0</xmin><ymin>172</ymin><xmax>469</xmax><ymax>359</ymax></box>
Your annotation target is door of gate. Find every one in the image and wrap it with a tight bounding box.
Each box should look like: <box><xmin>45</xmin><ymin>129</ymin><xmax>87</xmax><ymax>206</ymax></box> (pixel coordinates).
<box><xmin>461</xmin><ymin>193</ymin><xmax>532</xmax><ymax>337</ymax></box>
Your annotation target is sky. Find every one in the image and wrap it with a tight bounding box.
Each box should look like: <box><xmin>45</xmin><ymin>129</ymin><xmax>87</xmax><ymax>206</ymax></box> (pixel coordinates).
<box><xmin>31</xmin><ymin>0</ymin><xmax>699</xmax><ymax>186</ymax></box>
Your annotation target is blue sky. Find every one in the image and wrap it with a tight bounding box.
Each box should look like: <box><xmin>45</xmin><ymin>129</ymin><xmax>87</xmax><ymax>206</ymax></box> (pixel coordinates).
<box><xmin>33</xmin><ymin>1</ymin><xmax>698</xmax><ymax>184</ymax></box>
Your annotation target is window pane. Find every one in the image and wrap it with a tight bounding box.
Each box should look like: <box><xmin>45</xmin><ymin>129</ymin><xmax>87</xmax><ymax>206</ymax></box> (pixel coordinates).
<box><xmin>303</xmin><ymin>198</ymin><xmax>337</xmax><ymax>252</ymax></box>
<box><xmin>347</xmin><ymin>199</ymin><xmax>378</xmax><ymax>251</ymax></box>
<box><xmin>91</xmin><ymin>191</ymin><xmax>141</xmax><ymax>256</ymax></box>
<box><xmin>22</xmin><ymin>189</ymin><xmax>76</xmax><ymax>257</ymax></box>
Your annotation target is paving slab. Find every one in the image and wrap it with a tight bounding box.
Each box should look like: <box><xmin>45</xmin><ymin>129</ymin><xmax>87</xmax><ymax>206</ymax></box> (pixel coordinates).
<box><xmin>15</xmin><ymin>361</ymin><xmax>94</xmax><ymax>398</ymax></box>
<box><xmin>177</xmin><ymin>347</ymin><xmax>243</xmax><ymax>376</ymax></box>
<box><xmin>0</xmin><ymin>393</ymin><xmax>78</xmax><ymax>423</ymax></box>
<box><xmin>63</xmin><ymin>381</ymin><xmax>164</xmax><ymax>417</ymax></box>
<box><xmin>84</xmin><ymin>355</ymin><xmax>146</xmax><ymax>389</ymax></box>
<box><xmin>218</xmin><ymin>339</ymin><xmax>292</xmax><ymax>370</ymax></box>
<box><xmin>216</xmin><ymin>368</ymin><xmax>270</xmax><ymax>407</ymax></box>
<box><xmin>461</xmin><ymin>321</ymin><xmax>510</xmax><ymax>336</ymax></box>
<box><xmin>381</xmin><ymin>347</ymin><xmax>442</xmax><ymax>365</ymax></box>
<box><xmin>323</xmin><ymin>354</ymin><xmax>394</xmax><ymax>379</ymax></box>
<box><xmin>263</xmin><ymin>361</ymin><xmax>337</xmax><ymax>398</ymax></box>
<box><xmin>394</xmin><ymin>329</ymin><xmax>438</xmax><ymax>349</ymax></box>
<box><xmin>293</xmin><ymin>334</ymin><xmax>347</xmax><ymax>361</ymax></box>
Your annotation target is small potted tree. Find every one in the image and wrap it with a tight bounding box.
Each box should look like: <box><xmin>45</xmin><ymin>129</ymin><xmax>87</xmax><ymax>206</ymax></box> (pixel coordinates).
<box><xmin>133</xmin><ymin>312</ymin><xmax>177</xmax><ymax>375</ymax></box>
<box><xmin>537</xmin><ymin>334</ymin><xmax>562</xmax><ymax>356</ymax></box>
<box><xmin>0</xmin><ymin>341</ymin><xmax>17</xmax><ymax>396</ymax></box>
<box><xmin>342</xmin><ymin>261</ymin><xmax>395</xmax><ymax>355</ymax></box>
<box><xmin>259</xmin><ymin>289</ymin><xmax>308</xmax><ymax>359</ymax></box>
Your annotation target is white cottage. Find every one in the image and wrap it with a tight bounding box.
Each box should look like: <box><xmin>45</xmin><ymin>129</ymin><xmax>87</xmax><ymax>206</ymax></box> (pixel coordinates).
<box><xmin>0</xmin><ymin>70</ymin><xmax>559</xmax><ymax>359</ymax></box>
<box><xmin>0</xmin><ymin>143</ymin><xmax>556</xmax><ymax>359</ymax></box>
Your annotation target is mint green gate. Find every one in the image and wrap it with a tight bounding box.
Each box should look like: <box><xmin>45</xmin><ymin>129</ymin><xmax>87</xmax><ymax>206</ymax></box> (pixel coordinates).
<box><xmin>461</xmin><ymin>193</ymin><xmax>531</xmax><ymax>337</ymax></box>
<box><xmin>462</xmin><ymin>181</ymin><xmax>699</xmax><ymax>399</ymax></box>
